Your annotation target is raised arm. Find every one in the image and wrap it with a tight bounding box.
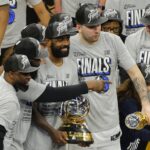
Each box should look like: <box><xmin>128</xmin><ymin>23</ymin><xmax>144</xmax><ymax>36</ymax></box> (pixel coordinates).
<box><xmin>33</xmin><ymin>1</ymin><xmax>50</xmax><ymax>26</ymax></box>
<box><xmin>17</xmin><ymin>79</ymin><xmax>108</xmax><ymax>102</ymax></box>
<box><xmin>54</xmin><ymin>0</ymin><xmax>62</xmax><ymax>13</ymax></box>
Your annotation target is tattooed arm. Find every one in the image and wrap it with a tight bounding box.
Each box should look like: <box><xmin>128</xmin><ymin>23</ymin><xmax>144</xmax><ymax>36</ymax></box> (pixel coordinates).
<box><xmin>127</xmin><ymin>64</ymin><xmax>150</xmax><ymax>123</ymax></box>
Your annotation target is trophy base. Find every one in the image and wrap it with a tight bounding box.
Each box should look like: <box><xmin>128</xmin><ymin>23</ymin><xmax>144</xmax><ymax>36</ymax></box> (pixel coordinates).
<box><xmin>59</xmin><ymin>123</ymin><xmax>94</xmax><ymax>145</ymax></box>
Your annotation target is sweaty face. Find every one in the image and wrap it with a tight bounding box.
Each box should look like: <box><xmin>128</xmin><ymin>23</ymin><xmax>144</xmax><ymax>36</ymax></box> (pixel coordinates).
<box><xmin>79</xmin><ymin>25</ymin><xmax>101</xmax><ymax>43</ymax></box>
<box><xmin>102</xmin><ymin>20</ymin><xmax>121</xmax><ymax>35</ymax></box>
<box><xmin>12</xmin><ymin>72</ymin><xmax>31</xmax><ymax>91</ymax></box>
<box><xmin>50</xmin><ymin>36</ymin><xmax>70</xmax><ymax>58</ymax></box>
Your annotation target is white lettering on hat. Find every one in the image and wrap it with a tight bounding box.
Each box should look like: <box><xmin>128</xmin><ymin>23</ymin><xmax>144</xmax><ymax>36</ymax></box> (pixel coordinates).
<box><xmin>63</xmin><ymin>16</ymin><xmax>72</xmax><ymax>26</ymax></box>
<box><xmin>21</xmin><ymin>55</ymin><xmax>29</xmax><ymax>69</ymax></box>
<box><xmin>88</xmin><ymin>9</ymin><xmax>99</xmax><ymax>23</ymax></box>
<box><xmin>15</xmin><ymin>40</ymin><xmax>21</xmax><ymax>46</ymax></box>
<box><xmin>57</xmin><ymin>22</ymin><xmax>68</xmax><ymax>36</ymax></box>
<box><xmin>104</xmin><ymin>9</ymin><xmax>118</xmax><ymax>18</ymax></box>
<box><xmin>41</xmin><ymin>25</ymin><xmax>46</xmax><ymax>41</ymax></box>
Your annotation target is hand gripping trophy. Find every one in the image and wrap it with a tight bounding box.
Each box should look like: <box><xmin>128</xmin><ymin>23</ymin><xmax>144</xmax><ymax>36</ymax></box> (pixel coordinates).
<box><xmin>59</xmin><ymin>96</ymin><xmax>94</xmax><ymax>146</ymax></box>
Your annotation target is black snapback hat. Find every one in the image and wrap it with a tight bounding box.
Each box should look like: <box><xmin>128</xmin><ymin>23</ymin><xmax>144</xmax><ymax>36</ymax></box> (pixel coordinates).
<box><xmin>4</xmin><ymin>54</ymin><xmax>38</xmax><ymax>73</ymax></box>
<box><xmin>45</xmin><ymin>21</ymin><xmax>75</xmax><ymax>39</ymax></box>
<box><xmin>76</xmin><ymin>3</ymin><xmax>108</xmax><ymax>26</ymax></box>
<box><xmin>21</xmin><ymin>23</ymin><xmax>46</xmax><ymax>42</ymax></box>
<box><xmin>14</xmin><ymin>37</ymin><xmax>46</xmax><ymax>59</ymax></box>
<box><xmin>102</xmin><ymin>9</ymin><xmax>122</xmax><ymax>23</ymax></box>
<box><xmin>49</xmin><ymin>13</ymin><xmax>77</xmax><ymax>35</ymax></box>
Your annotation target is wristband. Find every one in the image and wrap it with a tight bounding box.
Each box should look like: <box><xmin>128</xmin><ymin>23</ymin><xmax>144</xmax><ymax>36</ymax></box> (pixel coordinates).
<box><xmin>99</xmin><ymin>75</ymin><xmax>109</xmax><ymax>92</ymax></box>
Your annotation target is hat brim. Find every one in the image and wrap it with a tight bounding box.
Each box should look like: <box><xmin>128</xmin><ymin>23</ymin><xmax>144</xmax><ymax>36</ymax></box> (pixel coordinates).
<box><xmin>140</xmin><ymin>17</ymin><xmax>150</xmax><ymax>25</ymax></box>
<box><xmin>49</xmin><ymin>28</ymin><xmax>78</xmax><ymax>39</ymax></box>
<box><xmin>68</xmin><ymin>27</ymin><xmax>78</xmax><ymax>36</ymax></box>
<box><xmin>19</xmin><ymin>66</ymin><xmax>39</xmax><ymax>73</ymax></box>
<box><xmin>107</xmin><ymin>18</ymin><xmax>122</xmax><ymax>23</ymax></box>
<box><xmin>84</xmin><ymin>17</ymin><xmax>108</xmax><ymax>27</ymax></box>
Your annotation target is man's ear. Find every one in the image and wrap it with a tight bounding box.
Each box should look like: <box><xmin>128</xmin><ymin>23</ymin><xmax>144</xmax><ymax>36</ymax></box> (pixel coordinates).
<box><xmin>76</xmin><ymin>24</ymin><xmax>81</xmax><ymax>32</ymax></box>
<box><xmin>44</xmin><ymin>38</ymin><xmax>51</xmax><ymax>47</ymax></box>
<box><xmin>9</xmin><ymin>71</ymin><xmax>16</xmax><ymax>79</ymax></box>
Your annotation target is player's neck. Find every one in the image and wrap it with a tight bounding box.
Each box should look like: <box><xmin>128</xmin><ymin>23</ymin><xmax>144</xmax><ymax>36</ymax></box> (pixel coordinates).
<box><xmin>49</xmin><ymin>55</ymin><xmax>63</xmax><ymax>67</ymax></box>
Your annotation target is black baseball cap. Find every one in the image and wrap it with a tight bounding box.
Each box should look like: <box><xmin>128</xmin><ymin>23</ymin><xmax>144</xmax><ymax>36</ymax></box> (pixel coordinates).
<box><xmin>21</xmin><ymin>23</ymin><xmax>46</xmax><ymax>42</ymax></box>
<box><xmin>45</xmin><ymin>21</ymin><xmax>75</xmax><ymax>39</ymax></box>
<box><xmin>76</xmin><ymin>3</ymin><xmax>108</xmax><ymax>27</ymax></box>
<box><xmin>102</xmin><ymin>9</ymin><xmax>122</xmax><ymax>23</ymax></box>
<box><xmin>4</xmin><ymin>54</ymin><xmax>38</xmax><ymax>73</ymax></box>
<box><xmin>49</xmin><ymin>13</ymin><xmax>77</xmax><ymax>35</ymax></box>
<box><xmin>140</xmin><ymin>4</ymin><xmax>150</xmax><ymax>25</ymax></box>
<box><xmin>49</xmin><ymin>13</ymin><xmax>73</xmax><ymax>25</ymax></box>
<box><xmin>138</xmin><ymin>63</ymin><xmax>150</xmax><ymax>84</ymax></box>
<box><xmin>14</xmin><ymin>37</ymin><xmax>47</xmax><ymax>59</ymax></box>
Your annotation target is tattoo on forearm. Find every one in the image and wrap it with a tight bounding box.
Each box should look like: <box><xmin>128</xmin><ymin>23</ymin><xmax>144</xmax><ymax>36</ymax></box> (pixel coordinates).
<box><xmin>132</xmin><ymin>78</ymin><xmax>149</xmax><ymax>102</ymax></box>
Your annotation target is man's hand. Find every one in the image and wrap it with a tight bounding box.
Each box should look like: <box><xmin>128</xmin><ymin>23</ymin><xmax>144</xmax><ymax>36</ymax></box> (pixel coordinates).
<box><xmin>86</xmin><ymin>80</ymin><xmax>112</xmax><ymax>93</ymax></box>
<box><xmin>141</xmin><ymin>101</ymin><xmax>150</xmax><ymax>124</ymax></box>
<box><xmin>49</xmin><ymin>129</ymin><xmax>67</xmax><ymax>145</ymax></box>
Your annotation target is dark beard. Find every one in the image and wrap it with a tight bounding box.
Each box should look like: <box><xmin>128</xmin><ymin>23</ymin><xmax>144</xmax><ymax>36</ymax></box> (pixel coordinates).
<box><xmin>51</xmin><ymin>44</ymin><xmax>70</xmax><ymax>58</ymax></box>
<box><xmin>30</xmin><ymin>71</ymin><xmax>38</xmax><ymax>80</ymax></box>
<box><xmin>14</xmin><ymin>83</ymin><xmax>29</xmax><ymax>92</ymax></box>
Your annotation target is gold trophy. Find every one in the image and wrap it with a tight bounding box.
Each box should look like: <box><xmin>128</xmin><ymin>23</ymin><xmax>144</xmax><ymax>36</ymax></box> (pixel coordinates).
<box><xmin>59</xmin><ymin>96</ymin><xmax>94</xmax><ymax>146</ymax></box>
<box><xmin>125</xmin><ymin>112</ymin><xmax>149</xmax><ymax>130</ymax></box>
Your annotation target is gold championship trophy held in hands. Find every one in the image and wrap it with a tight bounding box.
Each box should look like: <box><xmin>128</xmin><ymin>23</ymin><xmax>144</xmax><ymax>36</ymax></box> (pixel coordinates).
<box><xmin>58</xmin><ymin>96</ymin><xmax>94</xmax><ymax>146</ymax></box>
<box><xmin>125</xmin><ymin>112</ymin><xmax>149</xmax><ymax>130</ymax></box>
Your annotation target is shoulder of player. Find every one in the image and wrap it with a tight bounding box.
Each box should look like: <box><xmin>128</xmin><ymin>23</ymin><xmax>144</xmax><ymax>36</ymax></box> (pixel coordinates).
<box><xmin>70</xmin><ymin>34</ymin><xmax>80</xmax><ymax>43</ymax></box>
<box><xmin>101</xmin><ymin>31</ymin><xmax>121</xmax><ymax>42</ymax></box>
<box><xmin>125</xmin><ymin>28</ymin><xmax>144</xmax><ymax>42</ymax></box>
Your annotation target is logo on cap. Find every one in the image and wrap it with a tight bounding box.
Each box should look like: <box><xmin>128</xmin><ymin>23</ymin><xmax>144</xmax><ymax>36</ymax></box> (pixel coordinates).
<box><xmin>62</xmin><ymin>16</ymin><xmax>72</xmax><ymax>26</ymax></box>
<box><xmin>88</xmin><ymin>9</ymin><xmax>100</xmax><ymax>23</ymax></box>
<box><xmin>20</xmin><ymin>55</ymin><xmax>29</xmax><ymax>70</ymax></box>
<box><xmin>104</xmin><ymin>9</ymin><xmax>119</xmax><ymax>18</ymax></box>
<box><xmin>57</xmin><ymin>22</ymin><xmax>68</xmax><ymax>36</ymax></box>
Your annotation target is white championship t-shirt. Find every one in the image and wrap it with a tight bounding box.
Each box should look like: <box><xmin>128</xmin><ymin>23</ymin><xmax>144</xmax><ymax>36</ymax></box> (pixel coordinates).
<box><xmin>0</xmin><ymin>76</ymin><xmax>20</xmax><ymax>150</ymax></box>
<box><xmin>125</xmin><ymin>27</ymin><xmax>150</xmax><ymax>65</ymax></box>
<box><xmin>69</xmin><ymin>32</ymin><xmax>135</xmax><ymax>147</ymax></box>
<box><xmin>24</xmin><ymin>57</ymin><xmax>79</xmax><ymax>150</ymax></box>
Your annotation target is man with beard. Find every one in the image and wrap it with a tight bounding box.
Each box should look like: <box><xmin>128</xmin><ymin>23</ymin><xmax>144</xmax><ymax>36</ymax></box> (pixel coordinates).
<box><xmin>0</xmin><ymin>54</ymin><xmax>38</xmax><ymax>150</ymax></box>
<box><xmin>24</xmin><ymin>19</ymin><xmax>79</xmax><ymax>150</ymax></box>
<box><xmin>10</xmin><ymin>36</ymin><xmax>108</xmax><ymax>150</ymax></box>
